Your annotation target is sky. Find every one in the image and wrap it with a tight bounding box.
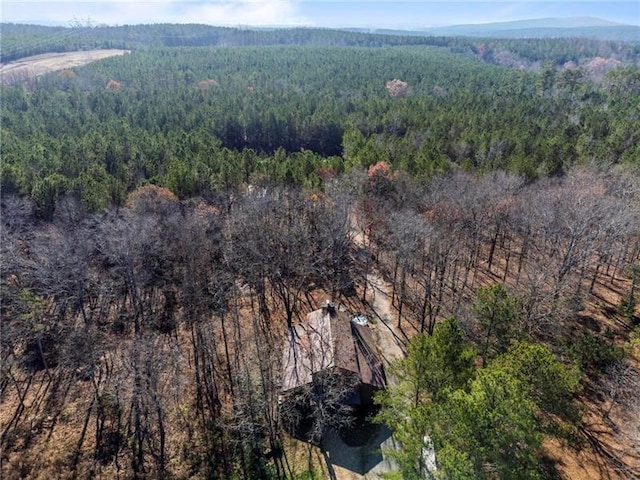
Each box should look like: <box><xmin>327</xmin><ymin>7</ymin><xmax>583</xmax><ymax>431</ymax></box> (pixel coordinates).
<box><xmin>1</xmin><ymin>1</ymin><xmax>639</xmax><ymax>29</ymax></box>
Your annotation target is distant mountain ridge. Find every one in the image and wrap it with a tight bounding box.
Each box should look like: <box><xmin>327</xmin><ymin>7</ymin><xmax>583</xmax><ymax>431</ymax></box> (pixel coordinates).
<box><xmin>436</xmin><ymin>17</ymin><xmax>625</xmax><ymax>30</ymax></box>
<box><xmin>414</xmin><ymin>17</ymin><xmax>639</xmax><ymax>41</ymax></box>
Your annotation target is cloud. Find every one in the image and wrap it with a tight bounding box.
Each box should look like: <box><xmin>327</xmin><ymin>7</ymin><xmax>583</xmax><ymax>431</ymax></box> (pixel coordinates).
<box><xmin>2</xmin><ymin>0</ymin><xmax>637</xmax><ymax>28</ymax></box>
<box><xmin>175</xmin><ymin>1</ymin><xmax>308</xmax><ymax>26</ymax></box>
<box><xmin>1</xmin><ymin>0</ymin><xmax>310</xmax><ymax>26</ymax></box>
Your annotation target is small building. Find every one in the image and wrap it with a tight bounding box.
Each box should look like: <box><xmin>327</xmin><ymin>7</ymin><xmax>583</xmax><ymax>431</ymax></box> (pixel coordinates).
<box><xmin>281</xmin><ymin>302</ymin><xmax>386</xmax><ymax>406</ymax></box>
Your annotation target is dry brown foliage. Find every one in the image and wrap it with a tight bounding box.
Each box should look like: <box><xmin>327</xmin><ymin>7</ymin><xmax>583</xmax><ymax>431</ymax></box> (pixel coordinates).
<box><xmin>197</xmin><ymin>78</ymin><xmax>219</xmax><ymax>90</ymax></box>
<box><xmin>105</xmin><ymin>79</ymin><xmax>122</xmax><ymax>90</ymax></box>
<box><xmin>125</xmin><ymin>184</ymin><xmax>178</xmax><ymax>213</ymax></box>
<box><xmin>59</xmin><ymin>69</ymin><xmax>76</xmax><ymax>79</ymax></box>
<box><xmin>194</xmin><ymin>200</ymin><xmax>221</xmax><ymax>217</ymax></box>
<box><xmin>385</xmin><ymin>79</ymin><xmax>410</xmax><ymax>98</ymax></box>
<box><xmin>367</xmin><ymin>161</ymin><xmax>390</xmax><ymax>178</ymax></box>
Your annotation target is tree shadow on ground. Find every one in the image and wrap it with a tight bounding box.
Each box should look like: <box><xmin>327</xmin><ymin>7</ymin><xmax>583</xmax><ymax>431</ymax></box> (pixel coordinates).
<box><xmin>321</xmin><ymin>407</ymin><xmax>393</xmax><ymax>475</ymax></box>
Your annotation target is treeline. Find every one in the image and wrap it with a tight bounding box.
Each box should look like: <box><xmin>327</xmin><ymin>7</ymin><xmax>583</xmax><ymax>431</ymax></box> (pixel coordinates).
<box><xmin>1</xmin><ymin>166</ymin><xmax>639</xmax><ymax>478</ymax></box>
<box><xmin>2</xmin><ymin>22</ymin><xmax>639</xmax><ymax>66</ymax></box>
<box><xmin>0</xmin><ymin>23</ymin><xmax>453</xmax><ymax>63</ymax></box>
<box><xmin>2</xmin><ymin>45</ymin><xmax>639</xmax><ymax>219</ymax></box>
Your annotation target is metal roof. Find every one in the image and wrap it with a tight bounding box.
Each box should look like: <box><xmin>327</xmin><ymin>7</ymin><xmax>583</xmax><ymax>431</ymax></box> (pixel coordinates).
<box><xmin>282</xmin><ymin>305</ymin><xmax>385</xmax><ymax>392</ymax></box>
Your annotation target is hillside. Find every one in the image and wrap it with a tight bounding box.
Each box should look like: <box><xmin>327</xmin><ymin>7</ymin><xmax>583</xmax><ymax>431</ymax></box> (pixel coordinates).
<box><xmin>2</xmin><ymin>22</ymin><xmax>639</xmax><ymax>65</ymax></box>
<box><xmin>1</xmin><ymin>24</ymin><xmax>639</xmax><ymax>480</ymax></box>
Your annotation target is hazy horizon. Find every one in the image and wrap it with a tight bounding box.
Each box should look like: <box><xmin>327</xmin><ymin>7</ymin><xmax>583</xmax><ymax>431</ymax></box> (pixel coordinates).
<box><xmin>2</xmin><ymin>1</ymin><xmax>639</xmax><ymax>29</ymax></box>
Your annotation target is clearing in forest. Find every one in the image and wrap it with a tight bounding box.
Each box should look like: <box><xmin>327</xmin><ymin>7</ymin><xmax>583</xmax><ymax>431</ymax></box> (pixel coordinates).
<box><xmin>0</xmin><ymin>49</ymin><xmax>129</xmax><ymax>85</ymax></box>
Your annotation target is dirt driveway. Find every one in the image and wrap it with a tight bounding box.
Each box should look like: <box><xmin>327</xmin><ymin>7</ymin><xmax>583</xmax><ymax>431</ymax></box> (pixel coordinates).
<box><xmin>321</xmin><ymin>270</ymin><xmax>406</xmax><ymax>480</ymax></box>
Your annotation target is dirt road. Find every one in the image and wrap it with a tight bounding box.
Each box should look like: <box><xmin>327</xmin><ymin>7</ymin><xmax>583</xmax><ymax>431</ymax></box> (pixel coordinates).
<box><xmin>1</xmin><ymin>49</ymin><xmax>129</xmax><ymax>85</ymax></box>
<box><xmin>317</xmin><ymin>211</ymin><xmax>407</xmax><ymax>479</ymax></box>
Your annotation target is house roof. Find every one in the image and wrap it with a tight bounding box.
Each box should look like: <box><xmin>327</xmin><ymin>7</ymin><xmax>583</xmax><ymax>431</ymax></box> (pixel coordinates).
<box><xmin>281</xmin><ymin>305</ymin><xmax>385</xmax><ymax>392</ymax></box>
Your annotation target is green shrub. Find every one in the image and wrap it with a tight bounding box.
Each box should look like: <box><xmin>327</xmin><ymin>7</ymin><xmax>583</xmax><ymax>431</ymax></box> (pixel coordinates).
<box><xmin>571</xmin><ymin>332</ymin><xmax>624</xmax><ymax>371</ymax></box>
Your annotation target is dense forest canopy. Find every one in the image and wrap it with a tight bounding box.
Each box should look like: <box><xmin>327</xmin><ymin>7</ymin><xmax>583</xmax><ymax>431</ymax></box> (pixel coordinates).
<box><xmin>0</xmin><ymin>23</ymin><xmax>453</xmax><ymax>63</ymax></box>
<box><xmin>2</xmin><ymin>22</ymin><xmax>640</xmax><ymax>65</ymax></box>
<box><xmin>1</xmin><ymin>30</ymin><xmax>639</xmax><ymax>217</ymax></box>
<box><xmin>1</xmin><ymin>23</ymin><xmax>639</xmax><ymax>480</ymax></box>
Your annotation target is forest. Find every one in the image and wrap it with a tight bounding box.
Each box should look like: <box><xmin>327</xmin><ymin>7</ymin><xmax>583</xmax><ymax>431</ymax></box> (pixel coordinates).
<box><xmin>2</xmin><ymin>22</ymin><xmax>640</xmax><ymax>68</ymax></box>
<box><xmin>1</xmin><ymin>24</ymin><xmax>640</xmax><ymax>479</ymax></box>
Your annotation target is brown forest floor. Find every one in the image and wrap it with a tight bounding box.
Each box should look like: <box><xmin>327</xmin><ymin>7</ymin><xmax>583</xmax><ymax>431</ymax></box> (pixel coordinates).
<box><xmin>281</xmin><ymin>217</ymin><xmax>640</xmax><ymax>479</ymax></box>
<box><xmin>1</xmin><ymin>210</ymin><xmax>638</xmax><ymax>479</ymax></box>
<box><xmin>1</xmin><ymin>266</ymin><xmax>637</xmax><ymax>479</ymax></box>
